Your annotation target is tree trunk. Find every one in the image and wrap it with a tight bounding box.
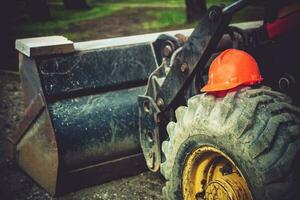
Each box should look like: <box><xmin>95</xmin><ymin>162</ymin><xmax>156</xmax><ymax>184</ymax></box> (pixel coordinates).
<box><xmin>63</xmin><ymin>0</ymin><xmax>90</xmax><ymax>10</ymax></box>
<box><xmin>185</xmin><ymin>0</ymin><xmax>207</xmax><ymax>23</ymax></box>
<box><xmin>0</xmin><ymin>1</ymin><xmax>18</xmax><ymax>71</ymax></box>
<box><xmin>27</xmin><ymin>0</ymin><xmax>51</xmax><ymax>21</ymax></box>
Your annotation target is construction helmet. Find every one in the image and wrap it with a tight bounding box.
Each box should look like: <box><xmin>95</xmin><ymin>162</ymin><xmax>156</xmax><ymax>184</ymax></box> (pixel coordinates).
<box><xmin>201</xmin><ymin>49</ymin><xmax>263</xmax><ymax>92</ymax></box>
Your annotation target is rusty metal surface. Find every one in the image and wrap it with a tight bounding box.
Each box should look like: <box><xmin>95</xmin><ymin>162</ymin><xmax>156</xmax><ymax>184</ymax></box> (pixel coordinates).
<box><xmin>18</xmin><ymin>54</ymin><xmax>43</xmax><ymax>107</ymax></box>
<box><xmin>138</xmin><ymin>95</ymin><xmax>162</xmax><ymax>172</ymax></box>
<box><xmin>6</xmin><ymin>94</ymin><xmax>45</xmax><ymax>163</ymax></box>
<box><xmin>16</xmin><ymin>109</ymin><xmax>58</xmax><ymax>195</ymax></box>
<box><xmin>7</xmin><ymin>94</ymin><xmax>45</xmax><ymax>145</ymax></box>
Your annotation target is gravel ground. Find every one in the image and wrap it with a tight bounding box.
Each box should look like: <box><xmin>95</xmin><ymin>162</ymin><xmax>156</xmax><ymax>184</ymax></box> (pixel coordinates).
<box><xmin>0</xmin><ymin>71</ymin><xmax>164</xmax><ymax>200</ymax></box>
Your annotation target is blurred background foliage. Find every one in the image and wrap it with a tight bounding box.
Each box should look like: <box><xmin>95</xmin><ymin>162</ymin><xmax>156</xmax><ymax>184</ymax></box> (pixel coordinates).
<box><xmin>11</xmin><ymin>0</ymin><xmax>263</xmax><ymax>41</ymax></box>
<box><xmin>1</xmin><ymin>0</ymin><xmax>263</xmax><ymax>70</ymax></box>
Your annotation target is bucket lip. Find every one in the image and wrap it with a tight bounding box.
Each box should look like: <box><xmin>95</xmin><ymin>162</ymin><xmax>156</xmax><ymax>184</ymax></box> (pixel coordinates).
<box><xmin>74</xmin><ymin>28</ymin><xmax>194</xmax><ymax>51</ymax></box>
<box><xmin>16</xmin><ymin>36</ymin><xmax>75</xmax><ymax>57</ymax></box>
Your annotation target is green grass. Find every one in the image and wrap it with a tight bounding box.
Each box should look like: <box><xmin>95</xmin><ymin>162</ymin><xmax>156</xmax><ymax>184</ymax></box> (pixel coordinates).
<box><xmin>142</xmin><ymin>1</ymin><xmax>262</xmax><ymax>31</ymax></box>
<box><xmin>15</xmin><ymin>0</ymin><xmax>188</xmax><ymax>38</ymax></box>
<box><xmin>143</xmin><ymin>8</ymin><xmax>186</xmax><ymax>30</ymax></box>
<box><xmin>90</xmin><ymin>0</ymin><xmax>233</xmax><ymax>5</ymax></box>
<box><xmin>89</xmin><ymin>0</ymin><xmax>184</xmax><ymax>4</ymax></box>
<box><xmin>141</xmin><ymin>0</ymin><xmax>256</xmax><ymax>31</ymax></box>
<box><xmin>14</xmin><ymin>4</ymin><xmax>123</xmax><ymax>37</ymax></box>
<box><xmin>15</xmin><ymin>0</ymin><xmax>260</xmax><ymax>40</ymax></box>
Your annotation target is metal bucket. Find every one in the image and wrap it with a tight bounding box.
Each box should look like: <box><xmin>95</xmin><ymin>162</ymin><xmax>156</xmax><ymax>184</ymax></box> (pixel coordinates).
<box><xmin>5</xmin><ymin>29</ymin><xmax>194</xmax><ymax>195</ymax></box>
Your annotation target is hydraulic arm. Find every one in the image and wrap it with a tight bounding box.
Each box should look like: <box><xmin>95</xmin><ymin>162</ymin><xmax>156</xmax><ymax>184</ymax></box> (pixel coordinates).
<box><xmin>138</xmin><ymin>0</ymin><xmax>250</xmax><ymax>171</ymax></box>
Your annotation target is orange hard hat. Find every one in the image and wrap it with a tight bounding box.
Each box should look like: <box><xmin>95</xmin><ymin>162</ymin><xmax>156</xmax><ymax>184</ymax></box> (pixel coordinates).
<box><xmin>201</xmin><ymin>49</ymin><xmax>263</xmax><ymax>92</ymax></box>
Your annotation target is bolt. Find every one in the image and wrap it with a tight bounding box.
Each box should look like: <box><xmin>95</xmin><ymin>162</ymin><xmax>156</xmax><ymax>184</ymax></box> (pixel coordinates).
<box><xmin>147</xmin><ymin>131</ymin><xmax>154</xmax><ymax>143</ymax></box>
<box><xmin>156</xmin><ymin>98</ymin><xmax>164</xmax><ymax>108</ymax></box>
<box><xmin>175</xmin><ymin>33</ymin><xmax>187</xmax><ymax>45</ymax></box>
<box><xmin>180</xmin><ymin>63</ymin><xmax>189</xmax><ymax>73</ymax></box>
<box><xmin>163</xmin><ymin>44</ymin><xmax>173</xmax><ymax>57</ymax></box>
<box><xmin>143</xmin><ymin>100</ymin><xmax>151</xmax><ymax>113</ymax></box>
<box><xmin>278</xmin><ymin>77</ymin><xmax>290</xmax><ymax>91</ymax></box>
<box><xmin>155</xmin><ymin>114</ymin><xmax>161</xmax><ymax>123</ymax></box>
<box><xmin>209</xmin><ymin>10</ymin><xmax>220</xmax><ymax>21</ymax></box>
<box><xmin>146</xmin><ymin>152</ymin><xmax>155</xmax><ymax>169</ymax></box>
<box><xmin>148</xmin><ymin>152</ymin><xmax>153</xmax><ymax>158</ymax></box>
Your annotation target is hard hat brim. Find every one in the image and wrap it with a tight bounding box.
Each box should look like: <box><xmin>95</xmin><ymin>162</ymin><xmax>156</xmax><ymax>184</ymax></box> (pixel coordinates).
<box><xmin>201</xmin><ymin>82</ymin><xmax>241</xmax><ymax>92</ymax></box>
<box><xmin>201</xmin><ymin>78</ymin><xmax>263</xmax><ymax>92</ymax></box>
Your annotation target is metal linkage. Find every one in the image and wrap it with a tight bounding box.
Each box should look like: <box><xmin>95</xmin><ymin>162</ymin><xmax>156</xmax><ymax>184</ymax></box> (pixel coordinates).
<box><xmin>222</xmin><ymin>0</ymin><xmax>250</xmax><ymax>15</ymax></box>
<box><xmin>156</xmin><ymin>6</ymin><xmax>232</xmax><ymax>111</ymax></box>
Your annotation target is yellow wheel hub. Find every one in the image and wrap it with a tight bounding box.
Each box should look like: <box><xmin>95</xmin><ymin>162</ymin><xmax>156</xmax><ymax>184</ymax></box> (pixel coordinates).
<box><xmin>182</xmin><ymin>146</ymin><xmax>253</xmax><ymax>200</ymax></box>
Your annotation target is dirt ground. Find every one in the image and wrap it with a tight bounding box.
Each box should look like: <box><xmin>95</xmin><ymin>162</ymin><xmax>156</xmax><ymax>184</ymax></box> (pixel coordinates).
<box><xmin>0</xmin><ymin>71</ymin><xmax>164</xmax><ymax>200</ymax></box>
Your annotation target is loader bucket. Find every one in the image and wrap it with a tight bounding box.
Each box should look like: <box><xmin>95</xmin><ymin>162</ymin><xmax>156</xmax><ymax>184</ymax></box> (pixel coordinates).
<box><xmin>5</xmin><ymin>30</ymin><xmax>193</xmax><ymax>195</ymax></box>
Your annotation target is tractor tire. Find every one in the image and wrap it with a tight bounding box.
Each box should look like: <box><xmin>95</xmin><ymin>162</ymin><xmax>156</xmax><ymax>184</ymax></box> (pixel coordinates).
<box><xmin>160</xmin><ymin>86</ymin><xmax>300</xmax><ymax>200</ymax></box>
